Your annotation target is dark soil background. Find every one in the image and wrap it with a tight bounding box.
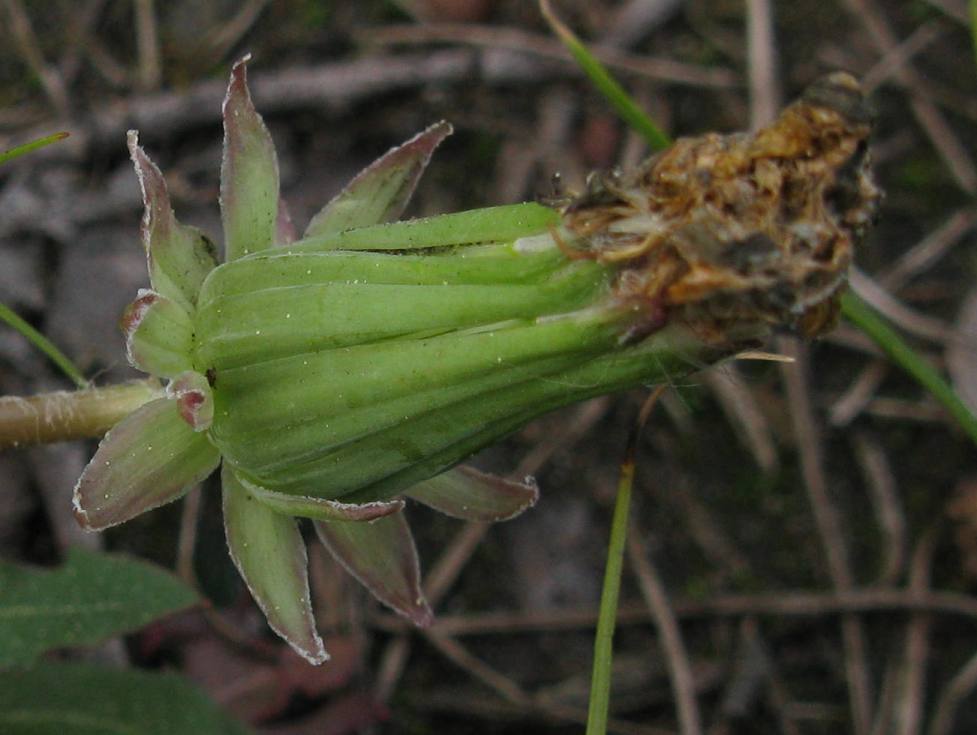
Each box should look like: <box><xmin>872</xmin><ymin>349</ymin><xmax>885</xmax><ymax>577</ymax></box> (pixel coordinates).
<box><xmin>2</xmin><ymin>1</ymin><xmax>977</xmax><ymax>733</ymax></box>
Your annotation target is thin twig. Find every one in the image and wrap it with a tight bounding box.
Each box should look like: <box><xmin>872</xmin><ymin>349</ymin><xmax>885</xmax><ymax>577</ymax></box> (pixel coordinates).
<box><xmin>628</xmin><ymin>528</ymin><xmax>704</xmax><ymax>735</ymax></box>
<box><xmin>777</xmin><ymin>336</ymin><xmax>873</xmax><ymax>735</ymax></box>
<box><xmin>371</xmin><ymin>587</ymin><xmax>977</xmax><ymax>636</ymax></box>
<box><xmin>1</xmin><ymin>0</ymin><xmax>71</xmax><ymax>117</ymax></box>
<box><xmin>134</xmin><ymin>0</ymin><xmax>162</xmax><ymax>91</ymax></box>
<box><xmin>853</xmin><ymin>431</ymin><xmax>906</xmax><ymax>585</ymax></box>
<box><xmin>928</xmin><ymin>646</ymin><xmax>977</xmax><ymax>735</ymax></box>
<box><xmin>861</xmin><ymin>20</ymin><xmax>944</xmax><ymax>93</ymax></box>
<box><xmin>745</xmin><ymin>0</ymin><xmax>780</xmax><ymax>128</ymax></box>
<box><xmin>877</xmin><ymin>207</ymin><xmax>977</xmax><ymax>292</ymax></box>
<box><xmin>374</xmin><ymin>521</ymin><xmax>491</xmax><ymax>702</ymax></box>
<box><xmin>841</xmin><ymin>0</ymin><xmax>977</xmax><ymax>193</ymax></box>
<box><xmin>830</xmin><ymin>361</ymin><xmax>889</xmax><ymax>427</ymax></box>
<box><xmin>894</xmin><ymin>528</ymin><xmax>938</xmax><ymax>735</ymax></box>
<box><xmin>359</xmin><ymin>23</ymin><xmax>739</xmax><ymax>89</ymax></box>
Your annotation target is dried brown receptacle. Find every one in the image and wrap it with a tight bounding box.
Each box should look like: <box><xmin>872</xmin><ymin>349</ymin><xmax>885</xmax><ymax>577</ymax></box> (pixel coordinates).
<box><xmin>560</xmin><ymin>72</ymin><xmax>882</xmax><ymax>343</ymax></box>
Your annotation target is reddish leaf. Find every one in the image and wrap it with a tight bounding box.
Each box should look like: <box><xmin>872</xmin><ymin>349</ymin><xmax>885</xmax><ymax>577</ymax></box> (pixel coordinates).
<box><xmin>315</xmin><ymin>512</ymin><xmax>432</xmax><ymax>627</ymax></box>
<box><xmin>407</xmin><ymin>465</ymin><xmax>539</xmax><ymax>521</ymax></box>
<box><xmin>304</xmin><ymin>121</ymin><xmax>452</xmax><ymax>238</ymax></box>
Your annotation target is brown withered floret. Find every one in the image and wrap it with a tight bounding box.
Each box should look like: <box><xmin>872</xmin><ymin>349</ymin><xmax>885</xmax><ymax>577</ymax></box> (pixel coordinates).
<box><xmin>561</xmin><ymin>72</ymin><xmax>882</xmax><ymax>342</ymax></box>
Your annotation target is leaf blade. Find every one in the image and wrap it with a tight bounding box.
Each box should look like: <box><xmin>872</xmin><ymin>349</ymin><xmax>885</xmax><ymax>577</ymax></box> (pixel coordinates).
<box><xmin>0</xmin><ymin>662</ymin><xmax>250</xmax><ymax>735</ymax></box>
<box><xmin>0</xmin><ymin>549</ymin><xmax>197</xmax><ymax>667</ymax></box>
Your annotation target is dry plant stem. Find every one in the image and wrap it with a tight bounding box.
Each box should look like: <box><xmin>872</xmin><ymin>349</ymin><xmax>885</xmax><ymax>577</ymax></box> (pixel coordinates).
<box><xmin>853</xmin><ymin>431</ymin><xmax>906</xmax><ymax>585</ymax></box>
<box><xmin>841</xmin><ymin>0</ymin><xmax>977</xmax><ymax>193</ymax></box>
<box><xmin>861</xmin><ymin>20</ymin><xmax>944</xmax><ymax>93</ymax></box>
<box><xmin>928</xmin><ymin>647</ymin><xmax>977</xmax><ymax>735</ymax></box>
<box><xmin>383</xmin><ymin>587</ymin><xmax>977</xmax><ymax>636</ymax></box>
<box><xmin>627</xmin><ymin>527</ymin><xmax>703</xmax><ymax>735</ymax></box>
<box><xmin>777</xmin><ymin>337</ymin><xmax>873</xmax><ymax>735</ymax></box>
<box><xmin>2</xmin><ymin>0</ymin><xmax>71</xmax><ymax>116</ymax></box>
<box><xmin>893</xmin><ymin>528</ymin><xmax>938</xmax><ymax>735</ymax></box>
<box><xmin>134</xmin><ymin>0</ymin><xmax>161</xmax><ymax>91</ymax></box>
<box><xmin>745</xmin><ymin>0</ymin><xmax>780</xmax><ymax>128</ymax></box>
<box><xmin>878</xmin><ymin>207</ymin><xmax>977</xmax><ymax>291</ymax></box>
<box><xmin>360</xmin><ymin>23</ymin><xmax>738</xmax><ymax>89</ymax></box>
<box><xmin>0</xmin><ymin>379</ymin><xmax>161</xmax><ymax>449</ymax></box>
<box><xmin>374</xmin><ymin>521</ymin><xmax>491</xmax><ymax>703</ymax></box>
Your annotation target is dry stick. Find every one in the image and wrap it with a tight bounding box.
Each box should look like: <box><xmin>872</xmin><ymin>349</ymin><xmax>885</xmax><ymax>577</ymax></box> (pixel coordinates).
<box><xmin>201</xmin><ymin>0</ymin><xmax>271</xmax><ymax>68</ymax></box>
<box><xmin>745</xmin><ymin>0</ymin><xmax>780</xmax><ymax>129</ymax></box>
<box><xmin>627</xmin><ymin>529</ymin><xmax>704</xmax><ymax>735</ymax></box>
<box><xmin>2</xmin><ymin>0</ymin><xmax>71</xmax><ymax>117</ymax></box>
<box><xmin>850</xmin><ymin>268</ymin><xmax>957</xmax><ymax>345</ymax></box>
<box><xmin>359</xmin><ymin>24</ymin><xmax>738</xmax><ymax>89</ymax></box>
<box><xmin>374</xmin><ymin>521</ymin><xmax>490</xmax><ymax>703</ymax></box>
<box><xmin>704</xmin><ymin>367</ymin><xmax>778</xmax><ymax>474</ymax></box>
<box><xmin>928</xmin><ymin>646</ymin><xmax>977</xmax><ymax>735</ymax></box>
<box><xmin>744</xmin><ymin>0</ymin><xmax>872</xmax><ymax>724</ymax></box>
<box><xmin>894</xmin><ymin>528</ymin><xmax>938</xmax><ymax>735</ymax></box>
<box><xmin>877</xmin><ymin>207</ymin><xmax>977</xmax><ymax>292</ymax></box>
<box><xmin>373</xmin><ymin>586</ymin><xmax>977</xmax><ymax>636</ymax></box>
<box><xmin>134</xmin><ymin>0</ymin><xmax>161</xmax><ymax>91</ymax></box>
<box><xmin>58</xmin><ymin>0</ymin><xmax>108</xmax><ymax>85</ymax></box>
<box><xmin>861</xmin><ymin>20</ymin><xmax>944</xmax><ymax>93</ymax></box>
<box><xmin>841</xmin><ymin>0</ymin><xmax>977</xmax><ymax>193</ymax></box>
<box><xmin>777</xmin><ymin>338</ymin><xmax>874</xmax><ymax>735</ymax></box>
<box><xmin>175</xmin><ymin>486</ymin><xmax>202</xmax><ymax>585</ymax></box>
<box><xmin>830</xmin><ymin>361</ymin><xmax>889</xmax><ymax>427</ymax></box>
<box><xmin>853</xmin><ymin>431</ymin><xmax>906</xmax><ymax>586</ymax></box>
<box><xmin>423</xmin><ymin>632</ymin><xmax>668</xmax><ymax>735</ymax></box>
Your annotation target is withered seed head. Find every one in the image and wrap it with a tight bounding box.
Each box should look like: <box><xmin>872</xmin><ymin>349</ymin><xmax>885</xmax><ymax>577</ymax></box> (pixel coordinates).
<box><xmin>561</xmin><ymin>71</ymin><xmax>882</xmax><ymax>342</ymax></box>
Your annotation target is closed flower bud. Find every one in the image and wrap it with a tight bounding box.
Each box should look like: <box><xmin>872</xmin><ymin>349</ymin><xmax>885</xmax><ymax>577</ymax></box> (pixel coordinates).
<box><xmin>72</xmin><ymin>59</ymin><xmax>879</xmax><ymax>663</ymax></box>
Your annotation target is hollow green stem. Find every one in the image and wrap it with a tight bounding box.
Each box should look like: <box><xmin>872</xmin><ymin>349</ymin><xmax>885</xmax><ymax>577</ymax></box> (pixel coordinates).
<box><xmin>0</xmin><ymin>379</ymin><xmax>163</xmax><ymax>449</ymax></box>
<box><xmin>586</xmin><ymin>451</ymin><xmax>633</xmax><ymax>735</ymax></box>
<box><xmin>0</xmin><ymin>301</ymin><xmax>88</xmax><ymax>388</ymax></box>
<box><xmin>841</xmin><ymin>291</ymin><xmax>977</xmax><ymax>447</ymax></box>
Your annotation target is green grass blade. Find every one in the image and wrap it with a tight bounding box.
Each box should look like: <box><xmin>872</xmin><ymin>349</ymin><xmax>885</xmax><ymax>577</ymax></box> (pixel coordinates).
<box><xmin>0</xmin><ymin>301</ymin><xmax>87</xmax><ymax>388</ymax></box>
<box><xmin>841</xmin><ymin>291</ymin><xmax>977</xmax><ymax>447</ymax></box>
<box><xmin>0</xmin><ymin>132</ymin><xmax>69</xmax><ymax>166</ymax></box>
<box><xmin>540</xmin><ymin>0</ymin><xmax>671</xmax><ymax>152</ymax></box>
<box><xmin>586</xmin><ymin>444</ymin><xmax>634</xmax><ymax>735</ymax></box>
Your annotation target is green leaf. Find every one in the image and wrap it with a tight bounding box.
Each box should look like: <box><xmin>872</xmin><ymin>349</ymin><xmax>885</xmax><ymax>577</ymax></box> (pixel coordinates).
<box><xmin>221</xmin><ymin>466</ymin><xmax>327</xmax><ymax>664</ymax></box>
<box><xmin>305</xmin><ymin>121</ymin><xmax>452</xmax><ymax>238</ymax></box>
<box><xmin>128</xmin><ymin>133</ymin><xmax>219</xmax><ymax>311</ymax></box>
<box><xmin>0</xmin><ymin>548</ymin><xmax>197</xmax><ymax>667</ymax></box>
<box><xmin>121</xmin><ymin>290</ymin><xmax>193</xmax><ymax>378</ymax></box>
<box><xmin>73</xmin><ymin>397</ymin><xmax>221</xmax><ymax>531</ymax></box>
<box><xmin>220</xmin><ymin>56</ymin><xmax>280</xmax><ymax>261</ymax></box>
<box><xmin>315</xmin><ymin>511</ymin><xmax>432</xmax><ymax>626</ymax></box>
<box><xmin>0</xmin><ymin>662</ymin><xmax>250</xmax><ymax>734</ymax></box>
